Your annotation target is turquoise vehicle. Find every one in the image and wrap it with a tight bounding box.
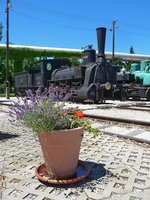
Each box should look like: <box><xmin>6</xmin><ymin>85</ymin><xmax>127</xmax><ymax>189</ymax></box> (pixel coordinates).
<box><xmin>115</xmin><ymin>60</ymin><xmax>150</xmax><ymax>101</ymax></box>
<box><xmin>131</xmin><ymin>60</ymin><xmax>150</xmax><ymax>85</ymax></box>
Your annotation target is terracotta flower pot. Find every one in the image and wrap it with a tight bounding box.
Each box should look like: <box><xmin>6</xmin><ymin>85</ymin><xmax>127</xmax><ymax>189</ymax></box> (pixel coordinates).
<box><xmin>38</xmin><ymin>127</ymin><xmax>84</xmax><ymax>179</ymax></box>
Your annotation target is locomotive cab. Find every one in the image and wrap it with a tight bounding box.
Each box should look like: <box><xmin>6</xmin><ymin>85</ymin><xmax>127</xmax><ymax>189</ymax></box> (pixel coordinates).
<box><xmin>15</xmin><ymin>59</ymin><xmax>71</xmax><ymax>94</ymax></box>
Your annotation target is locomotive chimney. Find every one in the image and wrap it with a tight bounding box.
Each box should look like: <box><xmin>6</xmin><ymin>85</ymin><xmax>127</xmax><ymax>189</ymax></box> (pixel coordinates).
<box><xmin>96</xmin><ymin>27</ymin><xmax>106</xmax><ymax>61</ymax></box>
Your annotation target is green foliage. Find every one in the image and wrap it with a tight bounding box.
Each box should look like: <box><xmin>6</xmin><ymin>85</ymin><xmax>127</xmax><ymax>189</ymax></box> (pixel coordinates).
<box><xmin>129</xmin><ymin>197</ymin><xmax>135</xmax><ymax>200</ymax></box>
<box><xmin>68</xmin><ymin>58</ymin><xmax>81</xmax><ymax>66</ymax></box>
<box><xmin>112</xmin><ymin>57</ymin><xmax>138</xmax><ymax>71</ymax></box>
<box><xmin>121</xmin><ymin>167</ymin><xmax>129</xmax><ymax>173</ymax></box>
<box><xmin>0</xmin><ymin>46</ymin><xmax>81</xmax><ymax>72</ymax></box>
<box><xmin>0</xmin><ymin>57</ymin><xmax>14</xmax><ymax>92</ymax></box>
<box><xmin>22</xmin><ymin>58</ymin><xmax>41</xmax><ymax>71</ymax></box>
<box><xmin>0</xmin><ymin>93</ymin><xmax>15</xmax><ymax>97</ymax></box>
<box><xmin>113</xmin><ymin>58</ymin><xmax>125</xmax><ymax>66</ymax></box>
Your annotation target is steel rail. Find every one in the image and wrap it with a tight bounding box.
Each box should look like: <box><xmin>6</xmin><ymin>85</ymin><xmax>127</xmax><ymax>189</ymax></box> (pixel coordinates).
<box><xmin>116</xmin><ymin>106</ymin><xmax>150</xmax><ymax>112</ymax></box>
<box><xmin>84</xmin><ymin>113</ymin><xmax>150</xmax><ymax>127</ymax></box>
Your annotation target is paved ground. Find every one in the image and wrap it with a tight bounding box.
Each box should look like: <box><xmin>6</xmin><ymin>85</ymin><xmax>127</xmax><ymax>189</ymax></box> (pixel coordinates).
<box><xmin>0</xmin><ymin>106</ymin><xmax>150</xmax><ymax>200</ymax></box>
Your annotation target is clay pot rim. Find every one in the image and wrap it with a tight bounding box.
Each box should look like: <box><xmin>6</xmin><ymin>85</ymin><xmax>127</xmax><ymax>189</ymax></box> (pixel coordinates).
<box><xmin>38</xmin><ymin>127</ymin><xmax>84</xmax><ymax>135</ymax></box>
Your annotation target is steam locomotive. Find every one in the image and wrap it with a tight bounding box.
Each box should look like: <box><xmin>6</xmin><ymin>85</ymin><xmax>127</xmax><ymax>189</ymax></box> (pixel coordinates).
<box><xmin>15</xmin><ymin>27</ymin><xmax>150</xmax><ymax>102</ymax></box>
<box><xmin>15</xmin><ymin>27</ymin><xmax>118</xmax><ymax>103</ymax></box>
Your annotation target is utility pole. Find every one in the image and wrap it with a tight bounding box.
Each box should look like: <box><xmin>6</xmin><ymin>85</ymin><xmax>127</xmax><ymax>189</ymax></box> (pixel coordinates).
<box><xmin>111</xmin><ymin>20</ymin><xmax>118</xmax><ymax>64</ymax></box>
<box><xmin>5</xmin><ymin>0</ymin><xmax>11</xmax><ymax>99</ymax></box>
<box><xmin>0</xmin><ymin>22</ymin><xmax>3</xmax><ymax>41</ymax></box>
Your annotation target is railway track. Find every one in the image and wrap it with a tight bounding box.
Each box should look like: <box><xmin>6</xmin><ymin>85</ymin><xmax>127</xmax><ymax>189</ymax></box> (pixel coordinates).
<box><xmin>0</xmin><ymin>100</ymin><xmax>150</xmax><ymax>144</ymax></box>
<box><xmin>79</xmin><ymin>102</ymin><xmax>150</xmax><ymax>127</ymax></box>
<box><xmin>85</xmin><ymin>111</ymin><xmax>150</xmax><ymax>127</ymax></box>
<box><xmin>85</xmin><ymin>117</ymin><xmax>150</xmax><ymax>144</ymax></box>
<box><xmin>115</xmin><ymin>103</ymin><xmax>150</xmax><ymax>112</ymax></box>
<box><xmin>75</xmin><ymin>102</ymin><xmax>150</xmax><ymax>144</ymax></box>
<box><xmin>89</xmin><ymin>117</ymin><xmax>150</xmax><ymax>145</ymax></box>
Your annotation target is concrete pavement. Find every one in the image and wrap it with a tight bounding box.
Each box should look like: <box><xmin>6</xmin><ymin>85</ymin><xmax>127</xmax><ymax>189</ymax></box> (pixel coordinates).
<box><xmin>0</xmin><ymin>110</ymin><xmax>150</xmax><ymax>200</ymax></box>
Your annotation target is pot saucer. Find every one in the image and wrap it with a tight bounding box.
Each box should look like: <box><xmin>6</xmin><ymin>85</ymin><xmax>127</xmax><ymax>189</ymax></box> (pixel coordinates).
<box><xmin>35</xmin><ymin>160</ymin><xmax>91</xmax><ymax>185</ymax></box>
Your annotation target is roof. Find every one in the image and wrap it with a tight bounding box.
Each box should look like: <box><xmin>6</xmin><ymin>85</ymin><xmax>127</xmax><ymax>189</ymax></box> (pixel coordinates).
<box><xmin>0</xmin><ymin>44</ymin><xmax>150</xmax><ymax>61</ymax></box>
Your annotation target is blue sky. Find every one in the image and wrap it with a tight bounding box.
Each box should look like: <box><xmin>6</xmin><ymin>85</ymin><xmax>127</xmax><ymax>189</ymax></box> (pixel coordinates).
<box><xmin>0</xmin><ymin>0</ymin><xmax>150</xmax><ymax>55</ymax></box>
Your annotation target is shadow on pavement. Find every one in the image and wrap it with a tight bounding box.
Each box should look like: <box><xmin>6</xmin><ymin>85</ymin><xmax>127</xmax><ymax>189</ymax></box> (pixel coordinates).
<box><xmin>0</xmin><ymin>131</ymin><xmax>19</xmax><ymax>141</ymax></box>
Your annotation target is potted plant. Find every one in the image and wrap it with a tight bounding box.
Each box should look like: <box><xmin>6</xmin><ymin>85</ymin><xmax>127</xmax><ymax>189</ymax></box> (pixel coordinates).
<box><xmin>9</xmin><ymin>86</ymin><xmax>99</xmax><ymax>179</ymax></box>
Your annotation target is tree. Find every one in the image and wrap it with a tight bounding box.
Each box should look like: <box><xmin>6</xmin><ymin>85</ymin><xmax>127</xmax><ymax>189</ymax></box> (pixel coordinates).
<box><xmin>130</xmin><ymin>46</ymin><xmax>135</xmax><ymax>54</ymax></box>
<box><xmin>0</xmin><ymin>58</ymin><xmax>14</xmax><ymax>92</ymax></box>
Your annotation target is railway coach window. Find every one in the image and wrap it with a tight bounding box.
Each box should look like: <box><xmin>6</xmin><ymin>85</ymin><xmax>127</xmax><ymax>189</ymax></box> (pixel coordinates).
<box><xmin>47</xmin><ymin>63</ymin><xmax>52</xmax><ymax>71</ymax></box>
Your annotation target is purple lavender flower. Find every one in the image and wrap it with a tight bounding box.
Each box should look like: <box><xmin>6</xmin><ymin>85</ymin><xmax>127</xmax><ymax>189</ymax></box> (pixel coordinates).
<box><xmin>9</xmin><ymin>85</ymin><xmax>72</xmax><ymax>132</ymax></box>
<box><xmin>9</xmin><ymin>85</ymin><xmax>99</xmax><ymax>137</ymax></box>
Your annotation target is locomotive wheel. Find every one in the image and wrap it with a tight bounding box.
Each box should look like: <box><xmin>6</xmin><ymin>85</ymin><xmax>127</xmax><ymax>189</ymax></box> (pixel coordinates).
<box><xmin>90</xmin><ymin>91</ymin><xmax>99</xmax><ymax>103</ymax></box>
<box><xmin>146</xmin><ymin>89</ymin><xmax>150</xmax><ymax>101</ymax></box>
<box><xmin>132</xmin><ymin>96</ymin><xmax>140</xmax><ymax>101</ymax></box>
<box><xmin>88</xmin><ymin>86</ymin><xmax>104</xmax><ymax>104</ymax></box>
<box><xmin>94</xmin><ymin>98</ymin><xmax>99</xmax><ymax>104</ymax></box>
<box><xmin>95</xmin><ymin>89</ymin><xmax>104</xmax><ymax>104</ymax></box>
<box><xmin>147</xmin><ymin>95</ymin><xmax>150</xmax><ymax>101</ymax></box>
<box><xmin>88</xmin><ymin>88</ymin><xmax>98</xmax><ymax>103</ymax></box>
<box><xmin>120</xmin><ymin>88</ymin><xmax>129</xmax><ymax>101</ymax></box>
<box><xmin>121</xmin><ymin>93</ymin><xmax>129</xmax><ymax>101</ymax></box>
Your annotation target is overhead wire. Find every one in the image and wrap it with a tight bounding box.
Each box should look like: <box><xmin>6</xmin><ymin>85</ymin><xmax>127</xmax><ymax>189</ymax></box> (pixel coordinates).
<box><xmin>13</xmin><ymin>0</ymin><xmax>150</xmax><ymax>33</ymax></box>
<box><xmin>11</xmin><ymin>2</ymin><xmax>150</xmax><ymax>38</ymax></box>
<box><xmin>13</xmin><ymin>0</ymin><xmax>110</xmax><ymax>23</ymax></box>
<box><xmin>11</xmin><ymin>9</ymin><xmax>94</xmax><ymax>31</ymax></box>
<box><xmin>1</xmin><ymin>0</ymin><xmax>150</xmax><ymax>41</ymax></box>
<box><xmin>11</xmin><ymin>8</ymin><xmax>150</xmax><ymax>38</ymax></box>
<box><xmin>117</xmin><ymin>29</ymin><xmax>150</xmax><ymax>37</ymax></box>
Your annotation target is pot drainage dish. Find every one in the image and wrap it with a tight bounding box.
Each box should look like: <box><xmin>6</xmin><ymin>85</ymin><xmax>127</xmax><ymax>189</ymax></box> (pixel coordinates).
<box><xmin>35</xmin><ymin>160</ymin><xmax>91</xmax><ymax>185</ymax></box>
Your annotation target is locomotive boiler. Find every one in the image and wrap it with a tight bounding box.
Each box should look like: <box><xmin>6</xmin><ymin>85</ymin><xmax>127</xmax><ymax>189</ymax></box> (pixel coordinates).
<box><xmin>50</xmin><ymin>27</ymin><xmax>117</xmax><ymax>103</ymax></box>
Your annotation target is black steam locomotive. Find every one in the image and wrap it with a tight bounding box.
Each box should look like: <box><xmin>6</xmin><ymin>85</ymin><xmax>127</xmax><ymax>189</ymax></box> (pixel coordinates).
<box><xmin>15</xmin><ymin>27</ymin><xmax>150</xmax><ymax>102</ymax></box>
<box><xmin>15</xmin><ymin>27</ymin><xmax>118</xmax><ymax>103</ymax></box>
